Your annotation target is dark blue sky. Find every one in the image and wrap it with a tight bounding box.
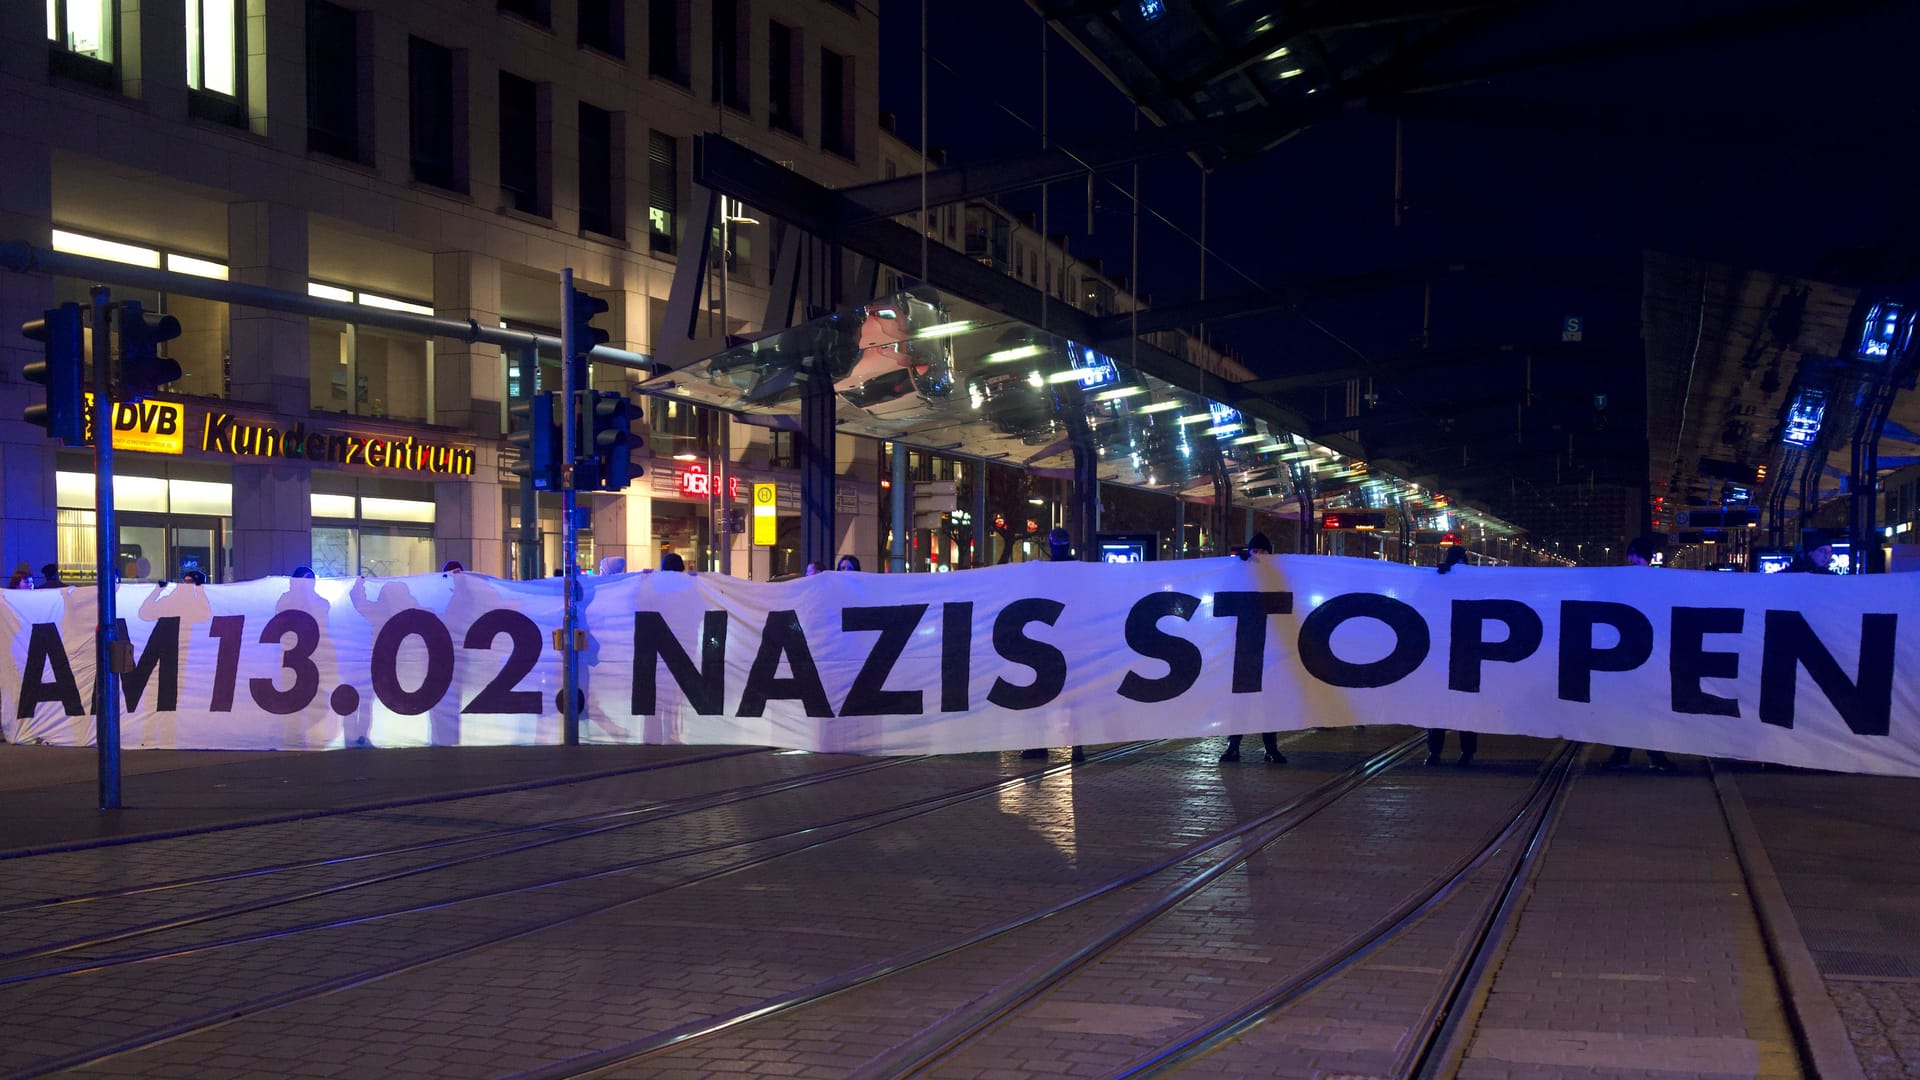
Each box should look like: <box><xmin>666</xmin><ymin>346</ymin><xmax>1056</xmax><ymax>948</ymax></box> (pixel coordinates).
<box><xmin>877</xmin><ymin>1</ymin><xmax>1920</xmax><ymax>379</ymax></box>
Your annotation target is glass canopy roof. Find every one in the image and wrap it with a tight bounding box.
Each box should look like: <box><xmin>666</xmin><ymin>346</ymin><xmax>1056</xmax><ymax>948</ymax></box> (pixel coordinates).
<box><xmin>648</xmin><ymin>284</ymin><xmax>1513</xmax><ymax>531</ymax></box>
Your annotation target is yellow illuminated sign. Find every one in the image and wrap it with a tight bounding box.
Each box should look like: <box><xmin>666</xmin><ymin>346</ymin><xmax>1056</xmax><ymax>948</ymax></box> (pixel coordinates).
<box><xmin>752</xmin><ymin>483</ymin><xmax>777</xmax><ymax>546</ymax></box>
<box><xmin>82</xmin><ymin>394</ymin><xmax>185</xmax><ymax>455</ymax></box>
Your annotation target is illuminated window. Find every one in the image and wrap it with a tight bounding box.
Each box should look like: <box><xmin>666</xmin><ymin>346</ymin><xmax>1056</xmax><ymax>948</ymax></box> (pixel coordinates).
<box><xmin>186</xmin><ymin>0</ymin><xmax>240</xmax><ymax>97</ymax></box>
<box><xmin>307</xmin><ymin>283</ymin><xmax>437</xmax><ymax>422</ymax></box>
<box><xmin>47</xmin><ymin>0</ymin><xmax>114</xmax><ymax>86</ymax></box>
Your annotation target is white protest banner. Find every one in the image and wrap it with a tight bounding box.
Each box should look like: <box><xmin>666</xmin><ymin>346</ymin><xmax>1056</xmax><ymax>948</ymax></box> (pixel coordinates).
<box><xmin>1</xmin><ymin>557</ymin><xmax>1914</xmax><ymax>777</ymax></box>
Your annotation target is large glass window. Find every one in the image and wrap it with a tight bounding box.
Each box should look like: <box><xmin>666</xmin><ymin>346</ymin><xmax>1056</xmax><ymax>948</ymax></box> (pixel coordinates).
<box><xmin>820</xmin><ymin>48</ymin><xmax>854</xmax><ymax>159</ymax></box>
<box><xmin>649</xmin><ymin>0</ymin><xmax>689</xmax><ymax>86</ymax></box>
<box><xmin>499</xmin><ymin>70</ymin><xmax>544</xmax><ymax>216</ymax></box>
<box><xmin>48</xmin><ymin>0</ymin><xmax>114</xmax><ymax>86</ymax></box>
<box><xmin>50</xmin><ymin>229</ymin><xmax>232</xmax><ymax>399</ymax></box>
<box><xmin>312</xmin><ymin>491</ymin><xmax>436</xmax><ymax>577</ymax></box>
<box><xmin>306</xmin><ymin>0</ymin><xmax>361</xmax><ymax>160</ymax></box>
<box><xmin>186</xmin><ymin>0</ymin><xmax>240</xmax><ymax>98</ymax></box>
<box><xmin>307</xmin><ymin>286</ymin><xmax>435</xmax><ymax>422</ymax></box>
<box><xmin>578</xmin><ymin>0</ymin><xmax>622</xmax><ymax>57</ymax></box>
<box><xmin>409</xmin><ymin>36</ymin><xmax>462</xmax><ymax>192</ymax></box>
<box><xmin>711</xmin><ymin>0</ymin><xmax>749</xmax><ymax>113</ymax></box>
<box><xmin>578</xmin><ymin>101</ymin><xmax>618</xmax><ymax>238</ymax></box>
<box><xmin>768</xmin><ymin>21</ymin><xmax>801</xmax><ymax>136</ymax></box>
<box><xmin>648</xmin><ymin>131</ymin><xmax>677</xmax><ymax>253</ymax></box>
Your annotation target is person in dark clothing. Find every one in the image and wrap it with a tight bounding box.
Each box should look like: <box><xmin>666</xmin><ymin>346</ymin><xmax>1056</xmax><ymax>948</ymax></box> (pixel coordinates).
<box><xmin>1428</xmin><ymin>545</ymin><xmax>1478</xmax><ymax>766</ymax></box>
<box><xmin>1603</xmin><ymin>536</ymin><xmax>1677</xmax><ymax>771</ymax></box>
<box><xmin>1022</xmin><ymin>528</ymin><xmax>1087</xmax><ymax>764</ymax></box>
<box><xmin>660</xmin><ymin>552</ymin><xmax>686</xmax><ymax>572</ymax></box>
<box><xmin>1222</xmin><ymin>532</ymin><xmax>1286</xmax><ymax>764</ymax></box>
<box><xmin>1781</xmin><ymin>529</ymin><xmax>1839</xmax><ymax>574</ymax></box>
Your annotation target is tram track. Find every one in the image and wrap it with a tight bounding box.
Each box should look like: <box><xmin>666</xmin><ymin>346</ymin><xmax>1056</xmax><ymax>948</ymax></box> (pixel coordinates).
<box><xmin>0</xmin><ymin>746</ymin><xmax>770</xmax><ymax>864</ymax></box>
<box><xmin>0</xmin><ymin>741</ymin><xmax>1160</xmax><ymax>1079</ymax></box>
<box><xmin>0</xmin><ymin>752</ymin><xmax>916</xmax><ymax>964</ymax></box>
<box><xmin>484</xmin><ymin>734</ymin><xmax>1433</xmax><ymax>1079</ymax></box>
<box><xmin>537</xmin><ymin>738</ymin><xmax>1570</xmax><ymax>1080</ymax></box>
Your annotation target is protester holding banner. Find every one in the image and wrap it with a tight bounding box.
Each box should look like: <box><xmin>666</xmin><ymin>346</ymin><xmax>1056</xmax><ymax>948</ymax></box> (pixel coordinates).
<box><xmin>1782</xmin><ymin>529</ymin><xmax>1839</xmax><ymax>575</ymax></box>
<box><xmin>1022</xmin><ymin>528</ymin><xmax>1088</xmax><ymax>765</ymax></box>
<box><xmin>1602</xmin><ymin>537</ymin><xmax>1678</xmax><ymax>772</ymax></box>
<box><xmin>1221</xmin><ymin>533</ymin><xmax>1286</xmax><ymax>765</ymax></box>
<box><xmin>1426</xmin><ymin>546</ymin><xmax>1478</xmax><ymax>766</ymax></box>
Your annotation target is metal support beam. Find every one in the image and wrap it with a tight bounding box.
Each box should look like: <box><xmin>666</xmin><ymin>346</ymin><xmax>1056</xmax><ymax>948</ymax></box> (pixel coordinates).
<box><xmin>659</xmin><ymin>184</ymin><xmax>718</xmax><ymax>368</ymax></box>
<box><xmin>800</xmin><ymin>367</ymin><xmax>837</xmax><ymax>570</ymax></box>
<box><xmin>693</xmin><ymin>136</ymin><xmax>1350</xmax><ymax>458</ymax></box>
<box><xmin>971</xmin><ymin>459</ymin><xmax>989</xmax><ymax>567</ymax></box>
<box><xmin>762</xmin><ymin>219</ymin><xmax>803</xmax><ymax>332</ymax></box>
<box><xmin>1064</xmin><ymin>409</ymin><xmax>1100</xmax><ymax>559</ymax></box>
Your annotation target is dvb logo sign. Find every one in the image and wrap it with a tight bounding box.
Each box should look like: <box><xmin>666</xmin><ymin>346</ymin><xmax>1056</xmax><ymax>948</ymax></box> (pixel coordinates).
<box><xmin>82</xmin><ymin>394</ymin><xmax>187</xmax><ymax>455</ymax></box>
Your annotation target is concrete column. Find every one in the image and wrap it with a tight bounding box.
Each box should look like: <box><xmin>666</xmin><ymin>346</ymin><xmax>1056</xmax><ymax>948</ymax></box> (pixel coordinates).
<box><xmin>590</xmin><ymin>487</ymin><xmax>656</xmax><ymax>575</ymax></box>
<box><xmin>126</xmin><ymin>0</ymin><xmax>189</xmax><ymax>115</ymax></box>
<box><xmin>430</xmin><ymin>252</ymin><xmax>505</xmax><ymax>575</ymax></box>
<box><xmin>435</xmin><ymin>474</ymin><xmax>505</xmax><ymax>577</ymax></box>
<box><xmin>227</xmin><ymin>201</ymin><xmax>308</xmax><ymax>414</ymax></box>
<box><xmin>253</xmin><ymin>0</ymin><xmax>306</xmax><ymax>146</ymax></box>
<box><xmin>0</xmin><ymin>133</ymin><xmax>58</xmax><ymax>577</ymax></box>
<box><xmin>432</xmin><ymin>251</ymin><xmax>503</xmax><ymax>435</ymax></box>
<box><xmin>230</xmin><ymin>462</ymin><xmax>311</xmax><ymax>579</ymax></box>
<box><xmin>226</xmin><ymin>200</ymin><xmax>310</xmax><ymax>577</ymax></box>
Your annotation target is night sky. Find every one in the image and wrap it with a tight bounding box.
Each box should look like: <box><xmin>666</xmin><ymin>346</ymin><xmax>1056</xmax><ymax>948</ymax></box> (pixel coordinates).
<box><xmin>877</xmin><ymin>0</ymin><xmax>1920</xmax><ymax>381</ymax></box>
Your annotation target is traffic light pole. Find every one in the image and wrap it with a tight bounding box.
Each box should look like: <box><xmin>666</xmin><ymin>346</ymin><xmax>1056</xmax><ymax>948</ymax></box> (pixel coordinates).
<box><xmin>559</xmin><ymin>270</ymin><xmax>581</xmax><ymax>747</ymax></box>
<box><xmin>89</xmin><ymin>285</ymin><xmax>121</xmax><ymax>811</ymax></box>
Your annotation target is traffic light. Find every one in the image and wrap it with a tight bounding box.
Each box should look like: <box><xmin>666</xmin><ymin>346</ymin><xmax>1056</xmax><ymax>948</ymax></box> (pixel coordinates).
<box><xmin>508</xmin><ymin>391</ymin><xmax>563</xmax><ymax>491</ymax></box>
<box><xmin>566</xmin><ymin>286</ymin><xmax>610</xmax><ymax>358</ymax></box>
<box><xmin>117</xmin><ymin>301</ymin><xmax>182</xmax><ymax>401</ymax></box>
<box><xmin>574</xmin><ymin>389</ymin><xmax>640</xmax><ymax>491</ymax></box>
<box><xmin>21</xmin><ymin>303</ymin><xmax>86</xmax><ymax>445</ymax></box>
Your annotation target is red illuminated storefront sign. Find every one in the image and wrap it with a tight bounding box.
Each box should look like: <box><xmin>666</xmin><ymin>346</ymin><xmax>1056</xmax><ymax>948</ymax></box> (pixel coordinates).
<box><xmin>679</xmin><ymin>463</ymin><xmax>740</xmax><ymax>500</ymax></box>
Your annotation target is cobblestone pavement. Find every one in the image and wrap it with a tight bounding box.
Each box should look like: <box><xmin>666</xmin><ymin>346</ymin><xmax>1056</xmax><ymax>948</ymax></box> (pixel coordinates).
<box><xmin>1732</xmin><ymin>766</ymin><xmax>1920</xmax><ymax>1080</ymax></box>
<box><xmin>0</xmin><ymin>736</ymin><xmax>1910</xmax><ymax>1078</ymax></box>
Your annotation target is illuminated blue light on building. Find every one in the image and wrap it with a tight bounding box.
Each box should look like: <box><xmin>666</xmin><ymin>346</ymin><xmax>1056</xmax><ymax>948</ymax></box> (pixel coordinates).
<box><xmin>1783</xmin><ymin>390</ymin><xmax>1826</xmax><ymax>447</ymax></box>
<box><xmin>1857</xmin><ymin>301</ymin><xmax>1910</xmax><ymax>362</ymax></box>
<box><xmin>1065</xmin><ymin>342</ymin><xmax>1119</xmax><ymax>388</ymax></box>
<box><xmin>1139</xmin><ymin>0</ymin><xmax>1165</xmax><ymax>21</ymax></box>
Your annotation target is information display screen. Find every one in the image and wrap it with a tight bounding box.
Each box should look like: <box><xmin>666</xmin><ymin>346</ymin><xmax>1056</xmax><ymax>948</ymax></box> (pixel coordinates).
<box><xmin>1096</xmin><ymin>532</ymin><xmax>1158</xmax><ymax>563</ymax></box>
